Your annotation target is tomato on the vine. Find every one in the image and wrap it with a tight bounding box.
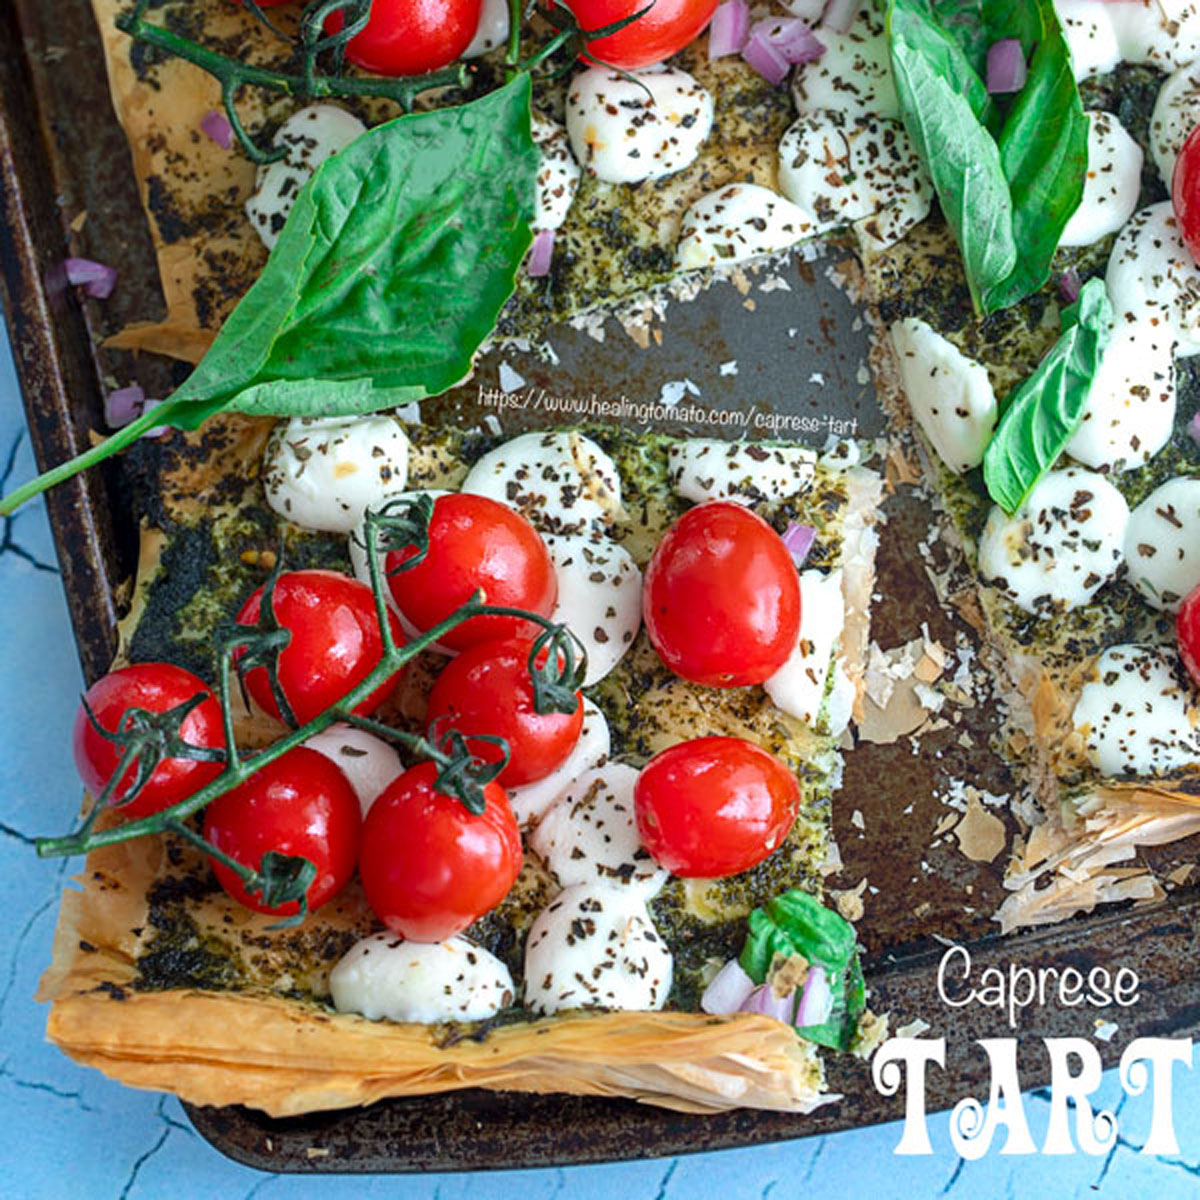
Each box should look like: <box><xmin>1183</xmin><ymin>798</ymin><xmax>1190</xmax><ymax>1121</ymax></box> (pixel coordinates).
<box><xmin>386</xmin><ymin>494</ymin><xmax>557</xmax><ymax>652</ymax></box>
<box><xmin>425</xmin><ymin>635</ymin><xmax>584</xmax><ymax>786</ymax></box>
<box><xmin>358</xmin><ymin>762</ymin><xmax>522</xmax><ymax>942</ymax></box>
<box><xmin>1173</xmin><ymin>124</ymin><xmax>1200</xmax><ymax>266</ymax></box>
<box><xmin>204</xmin><ymin>746</ymin><xmax>361</xmax><ymax>917</ymax></box>
<box><xmin>643</xmin><ymin>501</ymin><xmax>801</xmax><ymax>687</ymax></box>
<box><xmin>73</xmin><ymin>663</ymin><xmax>225</xmax><ymax>820</ymax></box>
<box><xmin>634</xmin><ymin>736</ymin><xmax>799</xmax><ymax>877</ymax></box>
<box><xmin>236</xmin><ymin>569</ymin><xmax>404</xmax><ymax>726</ymax></box>
<box><xmin>561</xmin><ymin>0</ymin><xmax>721</xmax><ymax>70</ymax></box>
<box><xmin>1177</xmin><ymin>582</ymin><xmax>1200</xmax><ymax>687</ymax></box>
<box><xmin>325</xmin><ymin>0</ymin><xmax>483</xmax><ymax>77</ymax></box>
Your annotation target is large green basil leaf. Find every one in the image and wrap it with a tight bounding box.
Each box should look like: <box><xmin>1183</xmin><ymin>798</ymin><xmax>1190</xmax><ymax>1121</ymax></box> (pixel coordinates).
<box><xmin>982</xmin><ymin>277</ymin><xmax>1113</xmax><ymax>513</ymax></box>
<box><xmin>168</xmin><ymin>74</ymin><xmax>538</xmax><ymax>426</ymax></box>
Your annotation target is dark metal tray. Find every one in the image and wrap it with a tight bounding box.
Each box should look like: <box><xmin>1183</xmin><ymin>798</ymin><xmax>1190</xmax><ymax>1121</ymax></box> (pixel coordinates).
<box><xmin>3</xmin><ymin>0</ymin><xmax>1199</xmax><ymax>1173</ymax></box>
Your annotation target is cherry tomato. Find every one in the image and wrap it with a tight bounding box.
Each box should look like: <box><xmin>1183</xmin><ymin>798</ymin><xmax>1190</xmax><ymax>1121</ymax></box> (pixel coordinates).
<box><xmin>358</xmin><ymin>762</ymin><xmax>522</xmax><ymax>941</ymax></box>
<box><xmin>236</xmin><ymin>569</ymin><xmax>404</xmax><ymax>726</ymax></box>
<box><xmin>561</xmin><ymin>0</ymin><xmax>721</xmax><ymax>69</ymax></box>
<box><xmin>1177</xmin><ymin>582</ymin><xmax>1200</xmax><ymax>687</ymax></box>
<box><xmin>425</xmin><ymin>636</ymin><xmax>584</xmax><ymax>786</ymax></box>
<box><xmin>387</xmin><ymin>494</ymin><xmax>557</xmax><ymax>652</ymax></box>
<box><xmin>73</xmin><ymin>663</ymin><xmax>225</xmax><ymax>820</ymax></box>
<box><xmin>204</xmin><ymin>746</ymin><xmax>360</xmax><ymax>917</ymax></box>
<box><xmin>1174</xmin><ymin>125</ymin><xmax>1200</xmax><ymax>266</ymax></box>
<box><xmin>325</xmin><ymin>0</ymin><xmax>483</xmax><ymax>77</ymax></box>
<box><xmin>643</xmin><ymin>501</ymin><xmax>801</xmax><ymax>687</ymax></box>
<box><xmin>634</xmin><ymin>736</ymin><xmax>799</xmax><ymax>877</ymax></box>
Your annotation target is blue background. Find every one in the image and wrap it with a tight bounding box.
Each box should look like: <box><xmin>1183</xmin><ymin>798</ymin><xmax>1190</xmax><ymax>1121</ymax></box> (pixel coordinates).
<box><xmin>2</xmin><ymin>332</ymin><xmax>1200</xmax><ymax>1197</ymax></box>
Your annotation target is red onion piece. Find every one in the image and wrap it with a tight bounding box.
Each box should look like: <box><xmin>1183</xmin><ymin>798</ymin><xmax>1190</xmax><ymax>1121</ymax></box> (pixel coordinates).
<box><xmin>751</xmin><ymin>17</ymin><xmax>825</xmax><ymax>65</ymax></box>
<box><xmin>1058</xmin><ymin>268</ymin><xmax>1081</xmax><ymax>304</ymax></box>
<box><xmin>527</xmin><ymin>229</ymin><xmax>556</xmax><ymax>278</ymax></box>
<box><xmin>1189</xmin><ymin>411</ymin><xmax>1200</xmax><ymax>452</ymax></box>
<box><xmin>739</xmin><ymin>983</ymin><xmax>796</xmax><ymax>1023</ymax></box>
<box><xmin>987</xmin><ymin>38</ymin><xmax>1027</xmax><ymax>94</ymax></box>
<box><xmin>741</xmin><ymin>31</ymin><xmax>791</xmax><ymax>86</ymax></box>
<box><xmin>700</xmin><ymin>959</ymin><xmax>756</xmax><ymax>1014</ymax></box>
<box><xmin>781</xmin><ymin>521</ymin><xmax>817</xmax><ymax>567</ymax></box>
<box><xmin>821</xmin><ymin>0</ymin><xmax>862</xmax><ymax>34</ymax></box>
<box><xmin>794</xmin><ymin>965</ymin><xmax>833</xmax><ymax>1027</ymax></box>
<box><xmin>64</xmin><ymin>257</ymin><xmax>117</xmax><ymax>299</ymax></box>
<box><xmin>709</xmin><ymin>0</ymin><xmax>751</xmax><ymax>59</ymax></box>
<box><xmin>200</xmin><ymin>108</ymin><xmax>234</xmax><ymax>150</ymax></box>
<box><xmin>105</xmin><ymin>385</ymin><xmax>168</xmax><ymax>438</ymax></box>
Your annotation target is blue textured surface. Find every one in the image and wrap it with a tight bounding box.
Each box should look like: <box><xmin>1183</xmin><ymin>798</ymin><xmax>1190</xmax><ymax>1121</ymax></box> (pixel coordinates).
<box><xmin>3</xmin><ymin>331</ymin><xmax>1200</xmax><ymax>1198</ymax></box>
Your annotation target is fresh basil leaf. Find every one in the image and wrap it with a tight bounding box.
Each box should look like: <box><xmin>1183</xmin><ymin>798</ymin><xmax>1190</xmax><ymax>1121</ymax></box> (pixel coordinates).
<box><xmin>982</xmin><ymin>277</ymin><xmax>1113</xmax><ymax>513</ymax></box>
<box><xmin>168</xmin><ymin>74</ymin><xmax>539</xmax><ymax>426</ymax></box>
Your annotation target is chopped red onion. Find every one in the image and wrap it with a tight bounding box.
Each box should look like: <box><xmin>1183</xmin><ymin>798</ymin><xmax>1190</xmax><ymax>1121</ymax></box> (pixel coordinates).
<box><xmin>782</xmin><ymin>521</ymin><xmax>817</xmax><ymax>567</ymax></box>
<box><xmin>527</xmin><ymin>229</ymin><xmax>556</xmax><ymax>278</ymax></box>
<box><xmin>700</xmin><ymin>959</ymin><xmax>756</xmax><ymax>1014</ymax></box>
<box><xmin>200</xmin><ymin>108</ymin><xmax>234</xmax><ymax>150</ymax></box>
<box><xmin>987</xmin><ymin>38</ymin><xmax>1027</xmax><ymax>94</ymax></box>
<box><xmin>709</xmin><ymin>0</ymin><xmax>750</xmax><ymax>59</ymax></box>
<box><xmin>794</xmin><ymin>965</ymin><xmax>833</xmax><ymax>1027</ymax></box>
<box><xmin>1189</xmin><ymin>411</ymin><xmax>1200</xmax><ymax>452</ymax></box>
<box><xmin>821</xmin><ymin>0</ymin><xmax>862</xmax><ymax>34</ymax></box>
<box><xmin>1058</xmin><ymin>268</ymin><xmax>1081</xmax><ymax>304</ymax></box>
<box><xmin>105</xmin><ymin>385</ymin><xmax>168</xmax><ymax>438</ymax></box>
<box><xmin>741</xmin><ymin>31</ymin><xmax>791</xmax><ymax>85</ymax></box>
<box><xmin>750</xmin><ymin>17</ymin><xmax>825</xmax><ymax>65</ymax></box>
<box><xmin>740</xmin><ymin>983</ymin><xmax>796</xmax><ymax>1023</ymax></box>
<box><xmin>64</xmin><ymin>257</ymin><xmax>117</xmax><ymax>299</ymax></box>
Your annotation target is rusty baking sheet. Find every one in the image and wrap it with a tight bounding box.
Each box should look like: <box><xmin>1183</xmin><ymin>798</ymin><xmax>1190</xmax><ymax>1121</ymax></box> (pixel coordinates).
<box><xmin>3</xmin><ymin>0</ymin><xmax>1200</xmax><ymax>1173</ymax></box>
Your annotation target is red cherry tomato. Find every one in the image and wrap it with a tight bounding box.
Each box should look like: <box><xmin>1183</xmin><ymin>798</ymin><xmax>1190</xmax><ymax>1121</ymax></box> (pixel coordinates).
<box><xmin>425</xmin><ymin>636</ymin><xmax>584</xmax><ymax>786</ymax></box>
<box><xmin>358</xmin><ymin>762</ymin><xmax>522</xmax><ymax>942</ymax></box>
<box><xmin>236</xmin><ymin>569</ymin><xmax>404</xmax><ymax>726</ymax></box>
<box><xmin>387</xmin><ymin>494</ymin><xmax>557</xmax><ymax>652</ymax></box>
<box><xmin>73</xmin><ymin>663</ymin><xmax>225</xmax><ymax>820</ymax></box>
<box><xmin>634</xmin><ymin>736</ymin><xmax>799</xmax><ymax>877</ymax></box>
<box><xmin>561</xmin><ymin>0</ymin><xmax>720</xmax><ymax>69</ymax></box>
<box><xmin>1177</xmin><ymin>582</ymin><xmax>1200</xmax><ymax>687</ymax></box>
<box><xmin>204</xmin><ymin>746</ymin><xmax>361</xmax><ymax>917</ymax></box>
<box><xmin>1174</xmin><ymin>125</ymin><xmax>1200</xmax><ymax>266</ymax></box>
<box><xmin>325</xmin><ymin>0</ymin><xmax>483</xmax><ymax>77</ymax></box>
<box><xmin>643</xmin><ymin>501</ymin><xmax>801</xmax><ymax>687</ymax></box>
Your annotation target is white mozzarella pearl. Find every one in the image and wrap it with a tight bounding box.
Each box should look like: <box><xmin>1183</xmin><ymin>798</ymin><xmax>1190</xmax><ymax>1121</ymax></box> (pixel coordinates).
<box><xmin>666</xmin><ymin>439</ymin><xmax>816</xmax><ymax>505</ymax></box>
<box><xmin>889</xmin><ymin>318</ymin><xmax>997</xmax><ymax>473</ymax></box>
<box><xmin>1107</xmin><ymin>0</ymin><xmax>1200</xmax><ymax>71</ymax></box>
<box><xmin>675</xmin><ymin>183</ymin><xmax>818</xmax><ymax>270</ymax></box>
<box><xmin>263</xmin><ymin>414</ymin><xmax>410</xmax><ymax>534</ymax></box>
<box><xmin>1124</xmin><ymin>478</ymin><xmax>1200</xmax><ymax>612</ymax></box>
<box><xmin>763</xmin><ymin>569</ymin><xmax>846</xmax><ymax>730</ymax></box>
<box><xmin>531</xmin><ymin>114</ymin><xmax>581</xmax><ymax>232</ymax></box>
<box><xmin>303</xmin><ymin>724</ymin><xmax>402</xmax><ymax>816</ymax></box>
<box><xmin>543</xmin><ymin>533</ymin><xmax>642</xmax><ymax>686</ymax></box>
<box><xmin>245</xmin><ymin>104</ymin><xmax>366</xmax><ymax>250</ymax></box>
<box><xmin>531</xmin><ymin>763</ymin><xmax>669</xmax><ymax>899</ymax></box>
<box><xmin>1055</xmin><ymin>0</ymin><xmax>1122</xmax><ymax>80</ymax></box>
<box><xmin>777</xmin><ymin>112</ymin><xmax>932</xmax><ymax>251</ymax></box>
<box><xmin>463</xmin><ymin>0</ymin><xmax>510</xmax><ymax>58</ymax></box>
<box><xmin>977</xmin><ymin>468</ymin><xmax>1129</xmax><ymax>617</ymax></box>
<box><xmin>1065</xmin><ymin>319</ymin><xmax>1176</xmax><ymax>472</ymax></box>
<box><xmin>1059</xmin><ymin>112</ymin><xmax>1144</xmax><ymax>248</ymax></box>
<box><xmin>790</xmin><ymin>3</ymin><xmax>900</xmax><ymax>120</ymax></box>
<box><xmin>1073</xmin><ymin>645</ymin><xmax>1200</xmax><ymax>777</ymax></box>
<box><xmin>565</xmin><ymin>66</ymin><xmax>713</xmax><ymax>185</ymax></box>
<box><xmin>1150</xmin><ymin>63</ymin><xmax>1200</xmax><ymax>191</ymax></box>
<box><xmin>523</xmin><ymin>885</ymin><xmax>673</xmax><ymax>1014</ymax></box>
<box><xmin>508</xmin><ymin>699</ymin><xmax>611</xmax><ymax>828</ymax></box>
<box><xmin>1106</xmin><ymin>201</ymin><xmax>1200</xmax><ymax>358</ymax></box>
<box><xmin>330</xmin><ymin>933</ymin><xmax>514</xmax><ymax>1023</ymax></box>
<box><xmin>460</xmin><ymin>432</ymin><xmax>622</xmax><ymax>535</ymax></box>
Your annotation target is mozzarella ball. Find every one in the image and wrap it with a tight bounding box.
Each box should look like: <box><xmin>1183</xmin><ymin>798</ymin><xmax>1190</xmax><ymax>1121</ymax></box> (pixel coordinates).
<box><xmin>789</xmin><ymin>2</ymin><xmax>900</xmax><ymax>120</ymax></box>
<box><xmin>1059</xmin><ymin>112</ymin><xmax>1143</xmax><ymax>248</ymax></box>
<box><xmin>977</xmin><ymin>468</ymin><xmax>1129</xmax><ymax>617</ymax></box>
<box><xmin>764</xmin><ymin>569</ymin><xmax>845</xmax><ymax>730</ymax></box>
<box><xmin>1073</xmin><ymin>645</ymin><xmax>1200</xmax><ymax>777</ymax></box>
<box><xmin>1124</xmin><ymin>478</ymin><xmax>1200</xmax><ymax>612</ymax></box>
<box><xmin>1151</xmin><ymin>63</ymin><xmax>1200</xmax><ymax>191</ymax></box>
<box><xmin>463</xmin><ymin>0</ymin><xmax>509</xmax><ymax>58</ymax></box>
<box><xmin>1056</xmin><ymin>0</ymin><xmax>1122</xmax><ymax>81</ymax></box>
<box><xmin>330</xmin><ymin>933</ymin><xmax>514</xmax><ymax>1023</ymax></box>
<box><xmin>263</xmin><ymin>414</ymin><xmax>410</xmax><ymax>533</ymax></box>
<box><xmin>304</xmin><ymin>724</ymin><xmax>402</xmax><ymax>816</ymax></box>
<box><xmin>889</xmin><ymin>318</ymin><xmax>997</xmax><ymax>473</ymax></box>
<box><xmin>508</xmin><ymin>698</ymin><xmax>612</xmax><ymax>828</ymax></box>
<box><xmin>1107</xmin><ymin>0</ymin><xmax>1200</xmax><ymax>72</ymax></box>
<box><xmin>246</xmin><ymin>104</ymin><xmax>366</xmax><ymax>250</ymax></box>
<box><xmin>565</xmin><ymin>66</ymin><xmax>713</xmax><ymax>184</ymax></box>
<box><xmin>523</xmin><ymin>885</ymin><xmax>673</xmax><ymax>1014</ymax></box>
<box><xmin>666</xmin><ymin>438</ymin><xmax>817</xmax><ymax>505</ymax></box>
<box><xmin>675</xmin><ymin>183</ymin><xmax>818</xmax><ymax>270</ymax></box>
<box><xmin>532</xmin><ymin>115</ymin><xmax>581</xmax><ymax>233</ymax></box>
